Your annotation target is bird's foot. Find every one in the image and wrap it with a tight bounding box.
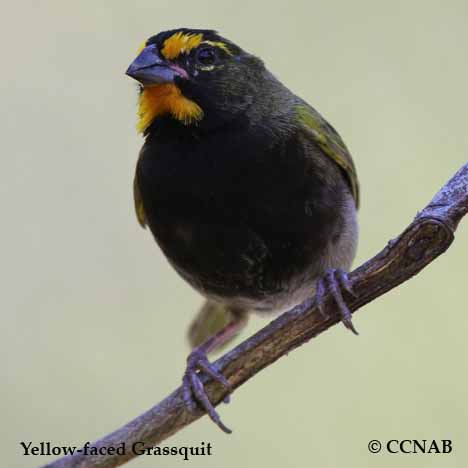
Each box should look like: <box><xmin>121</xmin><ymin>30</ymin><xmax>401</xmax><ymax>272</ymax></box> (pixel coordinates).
<box><xmin>182</xmin><ymin>349</ymin><xmax>232</xmax><ymax>433</ymax></box>
<box><xmin>315</xmin><ymin>269</ymin><xmax>358</xmax><ymax>335</ymax></box>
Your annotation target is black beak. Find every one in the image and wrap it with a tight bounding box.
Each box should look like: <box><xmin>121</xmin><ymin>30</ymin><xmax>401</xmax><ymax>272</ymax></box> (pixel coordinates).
<box><xmin>126</xmin><ymin>45</ymin><xmax>178</xmax><ymax>86</ymax></box>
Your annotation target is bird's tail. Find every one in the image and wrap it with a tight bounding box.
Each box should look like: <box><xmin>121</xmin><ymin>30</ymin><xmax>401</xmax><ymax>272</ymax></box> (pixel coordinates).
<box><xmin>187</xmin><ymin>300</ymin><xmax>248</xmax><ymax>352</ymax></box>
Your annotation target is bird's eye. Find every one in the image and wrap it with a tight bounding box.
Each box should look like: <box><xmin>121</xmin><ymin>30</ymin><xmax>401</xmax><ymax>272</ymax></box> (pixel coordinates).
<box><xmin>196</xmin><ymin>47</ymin><xmax>217</xmax><ymax>66</ymax></box>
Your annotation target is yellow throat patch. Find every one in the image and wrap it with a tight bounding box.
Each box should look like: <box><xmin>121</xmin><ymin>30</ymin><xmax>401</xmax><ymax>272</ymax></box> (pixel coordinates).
<box><xmin>137</xmin><ymin>84</ymin><xmax>203</xmax><ymax>133</ymax></box>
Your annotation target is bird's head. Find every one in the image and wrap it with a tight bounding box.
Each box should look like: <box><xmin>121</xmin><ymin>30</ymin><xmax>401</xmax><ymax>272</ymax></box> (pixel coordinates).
<box><xmin>126</xmin><ymin>29</ymin><xmax>265</xmax><ymax>133</ymax></box>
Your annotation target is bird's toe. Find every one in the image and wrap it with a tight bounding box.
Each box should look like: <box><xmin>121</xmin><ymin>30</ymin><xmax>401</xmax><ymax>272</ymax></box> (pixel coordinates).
<box><xmin>182</xmin><ymin>349</ymin><xmax>232</xmax><ymax>433</ymax></box>
<box><xmin>314</xmin><ymin>269</ymin><xmax>358</xmax><ymax>335</ymax></box>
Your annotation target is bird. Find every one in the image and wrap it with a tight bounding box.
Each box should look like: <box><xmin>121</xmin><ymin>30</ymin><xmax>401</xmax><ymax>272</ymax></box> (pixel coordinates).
<box><xmin>126</xmin><ymin>28</ymin><xmax>359</xmax><ymax>433</ymax></box>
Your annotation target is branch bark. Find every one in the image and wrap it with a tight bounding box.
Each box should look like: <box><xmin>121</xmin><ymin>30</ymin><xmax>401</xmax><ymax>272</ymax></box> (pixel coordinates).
<box><xmin>43</xmin><ymin>163</ymin><xmax>468</xmax><ymax>468</ymax></box>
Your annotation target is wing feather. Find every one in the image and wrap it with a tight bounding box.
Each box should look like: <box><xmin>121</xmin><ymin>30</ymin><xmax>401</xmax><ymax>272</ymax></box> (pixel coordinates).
<box><xmin>296</xmin><ymin>105</ymin><xmax>360</xmax><ymax>208</ymax></box>
<box><xmin>133</xmin><ymin>167</ymin><xmax>147</xmax><ymax>228</ymax></box>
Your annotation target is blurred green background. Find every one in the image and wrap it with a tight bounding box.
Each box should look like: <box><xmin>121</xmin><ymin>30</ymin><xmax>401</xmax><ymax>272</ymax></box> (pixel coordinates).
<box><xmin>1</xmin><ymin>0</ymin><xmax>468</xmax><ymax>467</ymax></box>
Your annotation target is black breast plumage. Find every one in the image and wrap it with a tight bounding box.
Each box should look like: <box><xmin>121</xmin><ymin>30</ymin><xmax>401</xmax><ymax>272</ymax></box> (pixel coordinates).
<box><xmin>136</xmin><ymin>117</ymin><xmax>347</xmax><ymax>303</ymax></box>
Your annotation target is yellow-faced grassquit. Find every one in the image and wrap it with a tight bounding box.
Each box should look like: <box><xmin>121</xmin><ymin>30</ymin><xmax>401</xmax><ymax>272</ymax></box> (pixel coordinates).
<box><xmin>126</xmin><ymin>28</ymin><xmax>360</xmax><ymax>432</ymax></box>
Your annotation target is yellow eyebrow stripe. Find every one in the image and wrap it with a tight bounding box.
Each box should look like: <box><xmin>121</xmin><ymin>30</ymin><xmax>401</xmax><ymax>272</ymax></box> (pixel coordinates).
<box><xmin>201</xmin><ymin>40</ymin><xmax>232</xmax><ymax>55</ymax></box>
<box><xmin>161</xmin><ymin>32</ymin><xmax>203</xmax><ymax>59</ymax></box>
<box><xmin>159</xmin><ymin>32</ymin><xmax>233</xmax><ymax>60</ymax></box>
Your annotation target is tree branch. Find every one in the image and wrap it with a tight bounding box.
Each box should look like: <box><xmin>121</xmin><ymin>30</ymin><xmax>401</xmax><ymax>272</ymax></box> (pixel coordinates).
<box><xmin>43</xmin><ymin>163</ymin><xmax>468</xmax><ymax>468</ymax></box>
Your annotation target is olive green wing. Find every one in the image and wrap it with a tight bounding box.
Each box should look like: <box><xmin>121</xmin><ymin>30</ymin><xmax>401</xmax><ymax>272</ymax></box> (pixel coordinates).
<box><xmin>296</xmin><ymin>105</ymin><xmax>360</xmax><ymax>208</ymax></box>
<box><xmin>133</xmin><ymin>163</ymin><xmax>147</xmax><ymax>228</ymax></box>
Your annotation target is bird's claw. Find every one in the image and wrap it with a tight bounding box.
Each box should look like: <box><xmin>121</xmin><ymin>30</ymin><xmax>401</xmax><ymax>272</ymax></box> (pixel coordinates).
<box><xmin>182</xmin><ymin>349</ymin><xmax>232</xmax><ymax>433</ymax></box>
<box><xmin>315</xmin><ymin>269</ymin><xmax>358</xmax><ymax>335</ymax></box>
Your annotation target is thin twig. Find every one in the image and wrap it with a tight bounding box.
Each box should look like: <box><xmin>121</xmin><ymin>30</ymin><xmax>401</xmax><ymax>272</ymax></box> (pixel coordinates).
<box><xmin>43</xmin><ymin>163</ymin><xmax>468</xmax><ymax>468</ymax></box>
